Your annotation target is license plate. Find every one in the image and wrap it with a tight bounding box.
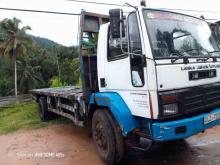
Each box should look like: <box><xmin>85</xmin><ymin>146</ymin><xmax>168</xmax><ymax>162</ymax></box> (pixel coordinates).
<box><xmin>204</xmin><ymin>112</ymin><xmax>220</xmax><ymax>125</ymax></box>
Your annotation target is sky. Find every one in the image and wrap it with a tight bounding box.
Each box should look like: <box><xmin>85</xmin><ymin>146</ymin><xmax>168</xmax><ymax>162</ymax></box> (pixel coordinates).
<box><xmin>1</xmin><ymin>0</ymin><xmax>220</xmax><ymax>46</ymax></box>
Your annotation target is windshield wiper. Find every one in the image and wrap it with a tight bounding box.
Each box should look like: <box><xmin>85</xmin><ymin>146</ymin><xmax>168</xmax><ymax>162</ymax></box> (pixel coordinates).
<box><xmin>169</xmin><ymin>49</ymin><xmax>219</xmax><ymax>63</ymax></box>
<box><xmin>170</xmin><ymin>51</ymin><xmax>189</xmax><ymax>64</ymax></box>
<box><xmin>208</xmin><ymin>50</ymin><xmax>220</xmax><ymax>54</ymax></box>
<box><xmin>181</xmin><ymin>48</ymin><xmax>200</xmax><ymax>54</ymax></box>
<box><xmin>171</xmin><ymin>48</ymin><xmax>199</xmax><ymax>63</ymax></box>
<box><xmin>203</xmin><ymin>50</ymin><xmax>220</xmax><ymax>61</ymax></box>
<box><xmin>179</xmin><ymin>49</ymin><xmax>219</xmax><ymax>62</ymax></box>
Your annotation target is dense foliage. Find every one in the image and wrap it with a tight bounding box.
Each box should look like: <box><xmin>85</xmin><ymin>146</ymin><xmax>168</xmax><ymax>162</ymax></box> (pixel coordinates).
<box><xmin>0</xmin><ymin>17</ymin><xmax>80</xmax><ymax>96</ymax></box>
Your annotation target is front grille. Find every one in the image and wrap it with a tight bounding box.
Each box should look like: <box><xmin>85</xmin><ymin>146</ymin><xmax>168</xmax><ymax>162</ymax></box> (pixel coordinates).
<box><xmin>158</xmin><ymin>82</ymin><xmax>220</xmax><ymax>119</ymax></box>
<box><xmin>183</xmin><ymin>83</ymin><xmax>220</xmax><ymax>113</ymax></box>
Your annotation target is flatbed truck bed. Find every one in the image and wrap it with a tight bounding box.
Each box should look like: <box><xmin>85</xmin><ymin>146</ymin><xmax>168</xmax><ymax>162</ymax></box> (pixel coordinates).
<box><xmin>31</xmin><ymin>86</ymin><xmax>82</xmax><ymax>100</ymax></box>
<box><xmin>31</xmin><ymin>86</ymin><xmax>84</xmax><ymax>127</ymax></box>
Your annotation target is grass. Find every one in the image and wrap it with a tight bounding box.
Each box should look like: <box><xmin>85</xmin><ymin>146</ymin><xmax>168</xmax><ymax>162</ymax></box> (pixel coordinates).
<box><xmin>0</xmin><ymin>102</ymin><xmax>71</xmax><ymax>134</ymax></box>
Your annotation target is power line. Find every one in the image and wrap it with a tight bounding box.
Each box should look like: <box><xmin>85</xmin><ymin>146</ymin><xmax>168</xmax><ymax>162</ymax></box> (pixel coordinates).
<box><xmin>67</xmin><ymin>0</ymin><xmax>220</xmax><ymax>14</ymax></box>
<box><xmin>0</xmin><ymin>7</ymin><xmax>80</xmax><ymax>16</ymax></box>
<box><xmin>67</xmin><ymin>0</ymin><xmax>121</xmax><ymax>6</ymax></box>
<box><xmin>0</xmin><ymin>4</ymin><xmax>220</xmax><ymax>19</ymax></box>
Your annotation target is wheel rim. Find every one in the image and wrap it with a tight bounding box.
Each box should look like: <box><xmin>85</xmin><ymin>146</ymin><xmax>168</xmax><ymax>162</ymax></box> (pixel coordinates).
<box><xmin>94</xmin><ymin>121</ymin><xmax>108</xmax><ymax>154</ymax></box>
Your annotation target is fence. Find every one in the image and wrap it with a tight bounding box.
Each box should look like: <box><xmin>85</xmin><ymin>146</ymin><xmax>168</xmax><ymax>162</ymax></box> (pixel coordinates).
<box><xmin>0</xmin><ymin>94</ymin><xmax>33</xmax><ymax>108</ymax></box>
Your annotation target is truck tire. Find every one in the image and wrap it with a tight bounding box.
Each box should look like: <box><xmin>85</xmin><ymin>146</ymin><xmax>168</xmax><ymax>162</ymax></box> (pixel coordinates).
<box><xmin>103</xmin><ymin>110</ymin><xmax>124</xmax><ymax>164</ymax></box>
<box><xmin>92</xmin><ymin>110</ymin><xmax>118</xmax><ymax>165</ymax></box>
<box><xmin>38</xmin><ymin>97</ymin><xmax>50</xmax><ymax>121</ymax></box>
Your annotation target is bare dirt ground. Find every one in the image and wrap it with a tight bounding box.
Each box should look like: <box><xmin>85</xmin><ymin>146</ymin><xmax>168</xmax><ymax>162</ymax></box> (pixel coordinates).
<box><xmin>0</xmin><ymin>124</ymin><xmax>220</xmax><ymax>165</ymax></box>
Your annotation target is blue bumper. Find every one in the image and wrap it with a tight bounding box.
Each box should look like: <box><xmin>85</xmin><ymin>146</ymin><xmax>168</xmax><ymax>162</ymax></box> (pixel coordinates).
<box><xmin>151</xmin><ymin>108</ymin><xmax>220</xmax><ymax>142</ymax></box>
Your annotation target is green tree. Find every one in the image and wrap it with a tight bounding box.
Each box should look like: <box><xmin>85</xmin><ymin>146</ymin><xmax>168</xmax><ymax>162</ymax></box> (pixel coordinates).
<box><xmin>49</xmin><ymin>45</ymin><xmax>80</xmax><ymax>87</ymax></box>
<box><xmin>72</xmin><ymin>57</ymin><xmax>80</xmax><ymax>85</ymax></box>
<box><xmin>0</xmin><ymin>17</ymin><xmax>32</xmax><ymax>97</ymax></box>
<box><xmin>17</xmin><ymin>57</ymin><xmax>43</xmax><ymax>93</ymax></box>
<box><xmin>52</xmin><ymin>45</ymin><xmax>61</xmax><ymax>83</ymax></box>
<box><xmin>0</xmin><ymin>57</ymin><xmax>14</xmax><ymax>96</ymax></box>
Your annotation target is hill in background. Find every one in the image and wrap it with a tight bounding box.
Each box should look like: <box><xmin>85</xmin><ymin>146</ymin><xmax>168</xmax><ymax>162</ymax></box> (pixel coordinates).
<box><xmin>32</xmin><ymin>35</ymin><xmax>63</xmax><ymax>50</ymax></box>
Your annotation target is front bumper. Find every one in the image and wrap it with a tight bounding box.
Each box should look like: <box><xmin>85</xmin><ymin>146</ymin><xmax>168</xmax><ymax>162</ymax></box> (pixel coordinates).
<box><xmin>151</xmin><ymin>107</ymin><xmax>220</xmax><ymax>141</ymax></box>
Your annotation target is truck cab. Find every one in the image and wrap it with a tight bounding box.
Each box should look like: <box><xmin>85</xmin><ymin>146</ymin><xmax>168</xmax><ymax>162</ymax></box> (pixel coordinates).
<box><xmin>95</xmin><ymin>5</ymin><xmax>220</xmax><ymax>135</ymax></box>
<box><xmin>32</xmin><ymin>4</ymin><xmax>220</xmax><ymax>165</ymax></box>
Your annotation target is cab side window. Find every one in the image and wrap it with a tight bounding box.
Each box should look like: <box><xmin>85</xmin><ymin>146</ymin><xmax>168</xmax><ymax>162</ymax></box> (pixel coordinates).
<box><xmin>108</xmin><ymin>25</ymin><xmax>127</xmax><ymax>61</ymax></box>
<box><xmin>128</xmin><ymin>12</ymin><xmax>144</xmax><ymax>87</ymax></box>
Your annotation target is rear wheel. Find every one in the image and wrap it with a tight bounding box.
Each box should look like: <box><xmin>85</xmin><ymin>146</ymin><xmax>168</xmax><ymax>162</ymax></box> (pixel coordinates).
<box><xmin>92</xmin><ymin>109</ymin><xmax>124</xmax><ymax>165</ymax></box>
<box><xmin>38</xmin><ymin>97</ymin><xmax>50</xmax><ymax>121</ymax></box>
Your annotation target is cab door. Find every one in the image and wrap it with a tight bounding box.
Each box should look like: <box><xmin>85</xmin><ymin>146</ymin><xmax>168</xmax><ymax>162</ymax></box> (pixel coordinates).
<box><xmin>98</xmin><ymin>12</ymin><xmax>151</xmax><ymax>118</ymax></box>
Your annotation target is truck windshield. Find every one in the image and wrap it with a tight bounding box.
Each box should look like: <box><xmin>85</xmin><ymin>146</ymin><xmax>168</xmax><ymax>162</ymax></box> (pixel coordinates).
<box><xmin>143</xmin><ymin>10</ymin><xmax>220</xmax><ymax>59</ymax></box>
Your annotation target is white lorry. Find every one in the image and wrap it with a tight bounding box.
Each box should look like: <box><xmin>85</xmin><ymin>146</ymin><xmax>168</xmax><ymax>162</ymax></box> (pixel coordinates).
<box><xmin>32</xmin><ymin>2</ymin><xmax>220</xmax><ymax>165</ymax></box>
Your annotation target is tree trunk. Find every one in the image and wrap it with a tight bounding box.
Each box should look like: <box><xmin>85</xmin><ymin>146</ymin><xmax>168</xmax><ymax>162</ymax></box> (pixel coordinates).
<box><xmin>14</xmin><ymin>59</ymin><xmax>18</xmax><ymax>97</ymax></box>
<box><xmin>56</xmin><ymin>55</ymin><xmax>61</xmax><ymax>85</ymax></box>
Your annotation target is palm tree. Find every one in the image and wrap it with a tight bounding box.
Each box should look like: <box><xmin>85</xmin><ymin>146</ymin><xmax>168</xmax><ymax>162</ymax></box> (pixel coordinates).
<box><xmin>52</xmin><ymin>45</ymin><xmax>61</xmax><ymax>83</ymax></box>
<box><xmin>0</xmin><ymin>17</ymin><xmax>32</xmax><ymax>97</ymax></box>
<box><xmin>17</xmin><ymin>58</ymin><xmax>43</xmax><ymax>93</ymax></box>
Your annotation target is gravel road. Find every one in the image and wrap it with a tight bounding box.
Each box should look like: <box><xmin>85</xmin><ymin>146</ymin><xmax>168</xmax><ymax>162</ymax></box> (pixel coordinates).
<box><xmin>0</xmin><ymin>124</ymin><xmax>220</xmax><ymax>165</ymax></box>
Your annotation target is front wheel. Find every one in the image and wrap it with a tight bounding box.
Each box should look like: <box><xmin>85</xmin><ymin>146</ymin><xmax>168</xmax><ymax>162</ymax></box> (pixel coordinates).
<box><xmin>92</xmin><ymin>110</ymin><xmax>123</xmax><ymax>165</ymax></box>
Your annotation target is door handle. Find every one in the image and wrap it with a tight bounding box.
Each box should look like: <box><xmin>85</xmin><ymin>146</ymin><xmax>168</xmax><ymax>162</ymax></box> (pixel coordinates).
<box><xmin>100</xmin><ymin>78</ymin><xmax>106</xmax><ymax>88</ymax></box>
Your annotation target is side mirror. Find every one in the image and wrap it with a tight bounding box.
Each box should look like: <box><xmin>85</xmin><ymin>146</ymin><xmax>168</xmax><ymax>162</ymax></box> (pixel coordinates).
<box><xmin>109</xmin><ymin>9</ymin><xmax>125</xmax><ymax>38</ymax></box>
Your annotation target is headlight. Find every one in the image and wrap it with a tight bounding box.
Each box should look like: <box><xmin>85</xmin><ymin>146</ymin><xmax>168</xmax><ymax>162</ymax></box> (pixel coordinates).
<box><xmin>163</xmin><ymin>103</ymin><xmax>178</xmax><ymax>116</ymax></box>
<box><xmin>161</xmin><ymin>95</ymin><xmax>179</xmax><ymax>116</ymax></box>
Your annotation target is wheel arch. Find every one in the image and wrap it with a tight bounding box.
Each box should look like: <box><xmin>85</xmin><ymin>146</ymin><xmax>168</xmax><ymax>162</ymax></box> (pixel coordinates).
<box><xmin>88</xmin><ymin>92</ymin><xmax>140</xmax><ymax>136</ymax></box>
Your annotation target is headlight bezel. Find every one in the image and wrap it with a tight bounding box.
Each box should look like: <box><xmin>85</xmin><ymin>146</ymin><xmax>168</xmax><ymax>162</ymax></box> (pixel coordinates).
<box><xmin>158</xmin><ymin>93</ymin><xmax>180</xmax><ymax>118</ymax></box>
